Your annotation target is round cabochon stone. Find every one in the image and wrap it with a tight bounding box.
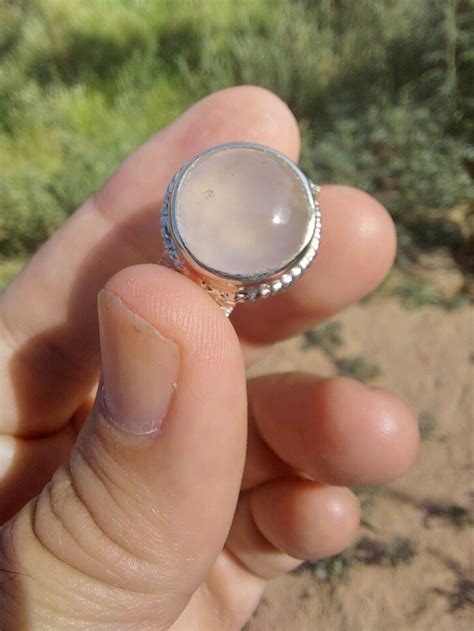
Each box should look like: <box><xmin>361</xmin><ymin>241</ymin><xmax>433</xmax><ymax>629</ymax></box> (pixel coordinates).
<box><xmin>174</xmin><ymin>145</ymin><xmax>314</xmax><ymax>278</ymax></box>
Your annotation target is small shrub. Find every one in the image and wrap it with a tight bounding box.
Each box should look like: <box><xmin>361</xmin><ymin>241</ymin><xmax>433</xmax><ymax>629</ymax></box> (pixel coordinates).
<box><xmin>355</xmin><ymin>536</ymin><xmax>416</xmax><ymax>567</ymax></box>
<box><xmin>305</xmin><ymin>545</ymin><xmax>357</xmax><ymax>583</ymax></box>
<box><xmin>335</xmin><ymin>356</ymin><xmax>382</xmax><ymax>383</ymax></box>
<box><xmin>301</xmin><ymin>321</ymin><xmax>344</xmax><ymax>355</ymax></box>
<box><xmin>300</xmin><ymin>535</ymin><xmax>417</xmax><ymax>584</ymax></box>
<box><xmin>393</xmin><ymin>277</ymin><xmax>444</xmax><ymax>309</ymax></box>
<box><xmin>423</xmin><ymin>502</ymin><xmax>471</xmax><ymax>529</ymax></box>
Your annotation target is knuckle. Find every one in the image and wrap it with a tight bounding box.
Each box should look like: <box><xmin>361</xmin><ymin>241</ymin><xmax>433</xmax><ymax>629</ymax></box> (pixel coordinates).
<box><xmin>0</xmin><ymin>454</ymin><xmax>172</xmax><ymax>626</ymax></box>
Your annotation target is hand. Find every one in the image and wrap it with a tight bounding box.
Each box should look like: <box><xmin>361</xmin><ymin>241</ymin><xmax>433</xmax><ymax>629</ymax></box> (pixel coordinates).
<box><xmin>0</xmin><ymin>87</ymin><xmax>419</xmax><ymax>630</ymax></box>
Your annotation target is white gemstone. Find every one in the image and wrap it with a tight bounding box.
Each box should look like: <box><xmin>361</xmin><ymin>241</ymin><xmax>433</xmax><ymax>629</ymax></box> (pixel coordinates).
<box><xmin>174</xmin><ymin>145</ymin><xmax>314</xmax><ymax>277</ymax></box>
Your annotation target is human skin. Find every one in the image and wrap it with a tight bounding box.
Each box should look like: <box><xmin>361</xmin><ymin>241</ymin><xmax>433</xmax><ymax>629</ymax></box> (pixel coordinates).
<box><xmin>0</xmin><ymin>86</ymin><xmax>419</xmax><ymax>630</ymax></box>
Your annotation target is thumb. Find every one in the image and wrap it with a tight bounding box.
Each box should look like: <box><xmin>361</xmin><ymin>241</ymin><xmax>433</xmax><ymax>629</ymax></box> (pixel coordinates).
<box><xmin>1</xmin><ymin>265</ymin><xmax>247</xmax><ymax>629</ymax></box>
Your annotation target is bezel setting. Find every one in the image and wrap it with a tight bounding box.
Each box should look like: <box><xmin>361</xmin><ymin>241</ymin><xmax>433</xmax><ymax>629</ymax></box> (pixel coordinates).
<box><xmin>160</xmin><ymin>142</ymin><xmax>322</xmax><ymax>314</ymax></box>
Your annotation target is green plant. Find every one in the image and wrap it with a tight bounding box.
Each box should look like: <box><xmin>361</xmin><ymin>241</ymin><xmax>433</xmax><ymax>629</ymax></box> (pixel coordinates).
<box><xmin>423</xmin><ymin>502</ymin><xmax>471</xmax><ymax>529</ymax></box>
<box><xmin>306</xmin><ymin>544</ymin><xmax>357</xmax><ymax>583</ymax></box>
<box><xmin>354</xmin><ymin>536</ymin><xmax>416</xmax><ymax>567</ymax></box>
<box><xmin>302</xmin><ymin>534</ymin><xmax>417</xmax><ymax>584</ymax></box>
<box><xmin>301</xmin><ymin>321</ymin><xmax>344</xmax><ymax>355</ymax></box>
<box><xmin>335</xmin><ymin>356</ymin><xmax>382</xmax><ymax>383</ymax></box>
<box><xmin>393</xmin><ymin>277</ymin><xmax>444</xmax><ymax>309</ymax></box>
<box><xmin>0</xmin><ymin>0</ymin><xmax>472</xmax><ymax>273</ymax></box>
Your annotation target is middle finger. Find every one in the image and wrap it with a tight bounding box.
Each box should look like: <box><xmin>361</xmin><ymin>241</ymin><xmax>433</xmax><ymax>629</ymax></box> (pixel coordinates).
<box><xmin>242</xmin><ymin>372</ymin><xmax>419</xmax><ymax>490</ymax></box>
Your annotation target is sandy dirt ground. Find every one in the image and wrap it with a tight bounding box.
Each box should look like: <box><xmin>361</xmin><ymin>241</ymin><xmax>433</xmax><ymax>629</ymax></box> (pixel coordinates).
<box><xmin>246</xmin><ymin>298</ymin><xmax>473</xmax><ymax>631</ymax></box>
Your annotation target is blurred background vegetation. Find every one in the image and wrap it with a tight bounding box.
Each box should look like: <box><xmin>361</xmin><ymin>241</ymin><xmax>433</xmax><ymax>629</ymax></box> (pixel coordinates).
<box><xmin>0</xmin><ymin>0</ymin><xmax>472</xmax><ymax>296</ymax></box>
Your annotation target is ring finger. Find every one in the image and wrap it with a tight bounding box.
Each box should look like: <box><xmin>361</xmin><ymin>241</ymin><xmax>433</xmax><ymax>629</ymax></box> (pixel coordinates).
<box><xmin>227</xmin><ymin>482</ymin><xmax>360</xmax><ymax>579</ymax></box>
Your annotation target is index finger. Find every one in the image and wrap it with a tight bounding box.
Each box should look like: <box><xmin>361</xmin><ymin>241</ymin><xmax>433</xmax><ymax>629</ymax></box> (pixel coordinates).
<box><xmin>0</xmin><ymin>86</ymin><xmax>300</xmax><ymax>437</ymax></box>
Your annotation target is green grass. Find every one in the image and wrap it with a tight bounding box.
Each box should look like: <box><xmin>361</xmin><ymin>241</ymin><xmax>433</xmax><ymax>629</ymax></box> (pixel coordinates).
<box><xmin>0</xmin><ymin>0</ymin><xmax>473</xmax><ymax>281</ymax></box>
<box><xmin>0</xmin><ymin>257</ymin><xmax>25</xmax><ymax>291</ymax></box>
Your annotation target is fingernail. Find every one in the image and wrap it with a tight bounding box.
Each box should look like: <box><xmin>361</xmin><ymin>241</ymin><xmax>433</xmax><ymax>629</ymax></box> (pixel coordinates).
<box><xmin>98</xmin><ymin>289</ymin><xmax>180</xmax><ymax>435</ymax></box>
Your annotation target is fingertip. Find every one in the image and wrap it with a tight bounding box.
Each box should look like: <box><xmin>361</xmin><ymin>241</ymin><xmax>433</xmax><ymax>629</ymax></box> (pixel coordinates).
<box><xmin>322</xmin><ymin>486</ymin><xmax>361</xmax><ymax>556</ymax></box>
<box><xmin>103</xmin><ymin>264</ymin><xmax>240</xmax><ymax>361</ymax></box>
<box><xmin>318</xmin><ymin>377</ymin><xmax>420</xmax><ymax>486</ymax></box>
<box><xmin>369</xmin><ymin>387</ymin><xmax>420</xmax><ymax>479</ymax></box>
<box><xmin>251</xmin><ymin>480</ymin><xmax>361</xmax><ymax>560</ymax></box>
<box><xmin>250</xmin><ymin>373</ymin><xmax>419</xmax><ymax>488</ymax></box>
<box><xmin>317</xmin><ymin>185</ymin><xmax>397</xmax><ymax>296</ymax></box>
<box><xmin>323</xmin><ymin>185</ymin><xmax>396</xmax><ymax>239</ymax></box>
<box><xmin>189</xmin><ymin>85</ymin><xmax>301</xmax><ymax>160</ymax></box>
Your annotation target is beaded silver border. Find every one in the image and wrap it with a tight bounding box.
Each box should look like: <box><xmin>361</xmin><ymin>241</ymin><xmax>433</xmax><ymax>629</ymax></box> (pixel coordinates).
<box><xmin>160</xmin><ymin>143</ymin><xmax>321</xmax><ymax>311</ymax></box>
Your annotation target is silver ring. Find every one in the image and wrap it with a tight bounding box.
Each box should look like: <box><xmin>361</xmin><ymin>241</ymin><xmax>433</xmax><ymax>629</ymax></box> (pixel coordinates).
<box><xmin>160</xmin><ymin>142</ymin><xmax>321</xmax><ymax>315</ymax></box>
